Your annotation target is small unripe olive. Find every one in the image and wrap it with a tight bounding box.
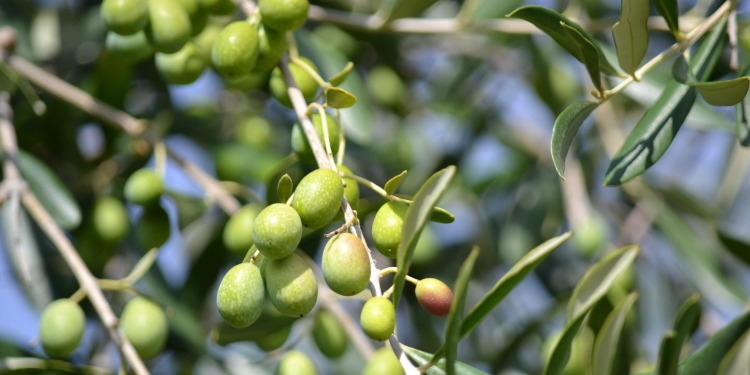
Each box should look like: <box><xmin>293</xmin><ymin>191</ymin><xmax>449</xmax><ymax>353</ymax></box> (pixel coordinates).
<box><xmin>175</xmin><ymin>0</ymin><xmax>207</xmax><ymax>36</ymax></box>
<box><xmin>252</xmin><ymin>203</ymin><xmax>302</xmax><ymax>259</ymax></box>
<box><xmin>276</xmin><ymin>350</ymin><xmax>317</xmax><ymax>375</ymax></box>
<box><xmin>291</xmin><ymin>168</ymin><xmax>343</xmax><ymax>229</ymax></box>
<box><xmin>105</xmin><ymin>31</ymin><xmax>154</xmax><ymax>63</ymax></box>
<box><xmin>371</xmin><ymin>201</ymin><xmax>408</xmax><ymax>259</ymax></box>
<box><xmin>360</xmin><ymin>296</ymin><xmax>396</xmax><ymax>341</ymax></box>
<box><xmin>253</xmin><ymin>25</ymin><xmax>287</xmax><ymax>74</ymax></box>
<box><xmin>290</xmin><ymin>112</ymin><xmax>340</xmax><ymax>164</ymax></box>
<box><xmin>322</xmin><ymin>233</ymin><xmax>370</xmax><ymax>296</ymax></box>
<box><xmin>259</xmin><ymin>0</ymin><xmax>309</xmax><ymax>32</ymax></box>
<box><xmin>39</xmin><ymin>299</ymin><xmax>85</xmax><ymax>358</ymax></box>
<box><xmin>312</xmin><ymin>309</ymin><xmax>347</xmax><ymax>358</ymax></box>
<box><xmin>136</xmin><ymin>204</ymin><xmax>171</xmax><ymax>250</ymax></box>
<box><xmin>92</xmin><ymin>196</ymin><xmax>129</xmax><ymax>243</ymax></box>
<box><xmin>415</xmin><ymin>278</ymin><xmax>453</xmax><ymax>317</ymax></box>
<box><xmin>199</xmin><ymin>0</ymin><xmax>235</xmax><ymax>15</ymax></box>
<box><xmin>120</xmin><ymin>297</ymin><xmax>168</xmax><ymax>360</ymax></box>
<box><xmin>217</xmin><ymin>262</ymin><xmax>266</xmax><ymax>328</ymax></box>
<box><xmin>192</xmin><ymin>22</ymin><xmax>222</xmax><ymax>61</ymax></box>
<box><xmin>222</xmin><ymin>204</ymin><xmax>261</xmax><ymax>254</ymax></box>
<box><xmin>367</xmin><ymin>65</ymin><xmax>406</xmax><ymax>108</ymax></box>
<box><xmin>338</xmin><ymin>165</ymin><xmax>359</xmax><ymax>209</ymax></box>
<box><xmin>124</xmin><ymin>168</ymin><xmax>164</xmax><ymax>206</ymax></box>
<box><xmin>265</xmin><ymin>253</ymin><xmax>318</xmax><ymax>317</ymax></box>
<box><xmin>363</xmin><ymin>347</ymin><xmax>404</xmax><ymax>375</ymax></box>
<box><xmin>146</xmin><ymin>0</ymin><xmax>192</xmax><ymax>54</ymax></box>
<box><xmin>255</xmin><ymin>324</ymin><xmax>291</xmax><ymax>351</ymax></box>
<box><xmin>101</xmin><ymin>0</ymin><xmax>148</xmax><ymax>36</ymax></box>
<box><xmin>211</xmin><ymin>21</ymin><xmax>260</xmax><ymax>80</ymax></box>
<box><xmin>236</xmin><ymin>116</ymin><xmax>274</xmax><ymax>147</ymax></box>
<box><xmin>269</xmin><ymin>57</ymin><xmax>319</xmax><ymax>107</ymax></box>
<box><xmin>155</xmin><ymin>42</ymin><xmax>206</xmax><ymax>85</ymax></box>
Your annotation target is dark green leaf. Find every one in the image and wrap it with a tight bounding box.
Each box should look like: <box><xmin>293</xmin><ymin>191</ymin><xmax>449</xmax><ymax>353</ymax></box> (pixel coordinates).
<box><xmin>717</xmin><ymin>229</ymin><xmax>750</xmax><ymax>266</ymax></box>
<box><xmin>673</xmin><ymin>294</ymin><xmax>701</xmax><ymax>341</ymax></box>
<box><xmin>654</xmin><ymin>0</ymin><xmax>680</xmax><ymax>36</ymax></box>
<box><xmin>672</xmin><ymin>55</ymin><xmax>690</xmax><ymax>83</ymax></box>
<box><xmin>393</xmin><ymin>166</ymin><xmax>456</xmax><ymax>307</ymax></box>
<box><xmin>678</xmin><ymin>309</ymin><xmax>750</xmax><ymax>375</ymax></box>
<box><xmin>603</xmin><ymin>19</ymin><xmax>727</xmax><ymax>185</ymax></box>
<box><xmin>277</xmin><ymin>174</ymin><xmax>293</xmax><ymax>203</ymax></box>
<box><xmin>717</xmin><ymin>332</ymin><xmax>750</xmax><ymax>375</ymax></box>
<box><xmin>612</xmin><ymin>0</ymin><xmax>650</xmax><ymax>75</ymax></box>
<box><xmin>443</xmin><ymin>247</ymin><xmax>480</xmax><ymax>375</ymax></box>
<box><xmin>735</xmin><ymin>64</ymin><xmax>750</xmax><ymax>146</ymax></box>
<box><xmin>429</xmin><ymin>206</ymin><xmax>455</xmax><ymax>224</ymax></box>
<box><xmin>560</xmin><ymin>23</ymin><xmax>603</xmax><ymax>91</ymax></box>
<box><xmin>543</xmin><ymin>313</ymin><xmax>587</xmax><ymax>375</ymax></box>
<box><xmin>551</xmin><ymin>101</ymin><xmax>598</xmax><ymax>178</ymax></box>
<box><xmin>461</xmin><ymin>232</ymin><xmax>572</xmax><ymax>337</ymax></box>
<box><xmin>402</xmin><ymin>345</ymin><xmax>490</xmax><ymax>375</ymax></box>
<box><xmin>329</xmin><ymin>61</ymin><xmax>354</xmax><ymax>86</ymax></box>
<box><xmin>593</xmin><ymin>292</ymin><xmax>638</xmax><ymax>375</ymax></box>
<box><xmin>657</xmin><ymin>294</ymin><xmax>702</xmax><ymax>375</ymax></box>
<box><xmin>507</xmin><ymin>6</ymin><xmax>620</xmax><ymax>76</ymax></box>
<box><xmin>568</xmin><ymin>245</ymin><xmax>639</xmax><ymax>322</ymax></box>
<box><xmin>385</xmin><ymin>170</ymin><xmax>407</xmax><ymax>195</ymax></box>
<box><xmin>17</xmin><ymin>150</ymin><xmax>81</xmax><ymax>230</ymax></box>
<box><xmin>657</xmin><ymin>332</ymin><xmax>681</xmax><ymax>375</ymax></box>
<box><xmin>691</xmin><ymin>77</ymin><xmax>750</xmax><ymax>106</ymax></box>
<box><xmin>325</xmin><ymin>86</ymin><xmax>358</xmax><ymax>108</ymax></box>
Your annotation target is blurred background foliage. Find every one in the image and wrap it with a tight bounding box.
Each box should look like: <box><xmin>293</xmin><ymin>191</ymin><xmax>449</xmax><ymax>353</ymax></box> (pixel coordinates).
<box><xmin>2</xmin><ymin>0</ymin><xmax>750</xmax><ymax>374</ymax></box>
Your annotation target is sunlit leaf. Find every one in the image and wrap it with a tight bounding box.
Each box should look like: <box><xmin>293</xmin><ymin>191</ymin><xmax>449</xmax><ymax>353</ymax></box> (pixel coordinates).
<box><xmin>393</xmin><ymin>166</ymin><xmax>456</xmax><ymax>307</ymax></box>
<box><xmin>612</xmin><ymin>0</ymin><xmax>649</xmax><ymax>75</ymax></box>
<box><xmin>325</xmin><ymin>86</ymin><xmax>358</xmax><ymax>108</ymax></box>
<box><xmin>385</xmin><ymin>170</ymin><xmax>407</xmax><ymax>195</ymax></box>
<box><xmin>691</xmin><ymin>77</ymin><xmax>750</xmax><ymax>106</ymax></box>
<box><xmin>329</xmin><ymin>61</ymin><xmax>354</xmax><ymax>86</ymax></box>
<box><xmin>654</xmin><ymin>0</ymin><xmax>680</xmax><ymax>36</ymax></box>
<box><xmin>17</xmin><ymin>150</ymin><xmax>81</xmax><ymax>230</ymax></box>
<box><xmin>507</xmin><ymin>6</ymin><xmax>620</xmax><ymax>76</ymax></box>
<box><xmin>402</xmin><ymin>345</ymin><xmax>490</xmax><ymax>375</ymax></box>
<box><xmin>593</xmin><ymin>292</ymin><xmax>638</xmax><ymax>375</ymax></box>
<box><xmin>603</xmin><ymin>19</ymin><xmax>727</xmax><ymax>185</ymax></box>
<box><xmin>551</xmin><ymin>101</ymin><xmax>598</xmax><ymax>178</ymax></box>
<box><xmin>277</xmin><ymin>174</ymin><xmax>293</xmax><ymax>203</ymax></box>
<box><xmin>544</xmin><ymin>313</ymin><xmax>587</xmax><ymax>375</ymax></box>
<box><xmin>568</xmin><ymin>245</ymin><xmax>639</xmax><ymax>322</ymax></box>
<box><xmin>443</xmin><ymin>247</ymin><xmax>480</xmax><ymax>375</ymax></box>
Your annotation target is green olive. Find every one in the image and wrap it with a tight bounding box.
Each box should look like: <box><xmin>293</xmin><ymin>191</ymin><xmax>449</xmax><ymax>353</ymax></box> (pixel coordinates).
<box><xmin>192</xmin><ymin>22</ymin><xmax>223</xmax><ymax>61</ymax></box>
<box><xmin>222</xmin><ymin>204</ymin><xmax>261</xmax><ymax>254</ymax></box>
<box><xmin>312</xmin><ymin>309</ymin><xmax>347</xmax><ymax>358</ymax></box>
<box><xmin>124</xmin><ymin>168</ymin><xmax>164</xmax><ymax>206</ymax></box>
<box><xmin>291</xmin><ymin>168</ymin><xmax>343</xmax><ymax>229</ymax></box>
<box><xmin>136</xmin><ymin>204</ymin><xmax>171</xmax><ymax>250</ymax></box>
<box><xmin>253</xmin><ymin>25</ymin><xmax>287</xmax><ymax>74</ymax></box>
<box><xmin>155</xmin><ymin>42</ymin><xmax>207</xmax><ymax>85</ymax></box>
<box><xmin>199</xmin><ymin>0</ymin><xmax>235</xmax><ymax>15</ymax></box>
<box><xmin>236</xmin><ymin>115</ymin><xmax>274</xmax><ymax>147</ymax></box>
<box><xmin>258</xmin><ymin>0</ymin><xmax>309</xmax><ymax>32</ymax></box>
<box><xmin>255</xmin><ymin>324</ymin><xmax>291</xmax><ymax>351</ymax></box>
<box><xmin>101</xmin><ymin>0</ymin><xmax>148</xmax><ymax>36</ymax></box>
<box><xmin>211</xmin><ymin>21</ymin><xmax>260</xmax><ymax>80</ymax></box>
<box><xmin>363</xmin><ymin>347</ymin><xmax>404</xmax><ymax>375</ymax></box>
<box><xmin>414</xmin><ymin>278</ymin><xmax>453</xmax><ymax>317</ymax></box>
<box><xmin>146</xmin><ymin>0</ymin><xmax>192</xmax><ymax>54</ymax></box>
<box><xmin>265</xmin><ymin>252</ymin><xmax>318</xmax><ymax>317</ymax></box>
<box><xmin>338</xmin><ymin>165</ymin><xmax>359</xmax><ymax>209</ymax></box>
<box><xmin>371</xmin><ymin>201</ymin><xmax>408</xmax><ymax>259</ymax></box>
<box><xmin>252</xmin><ymin>203</ymin><xmax>302</xmax><ymax>259</ymax></box>
<box><xmin>290</xmin><ymin>112</ymin><xmax>340</xmax><ymax>164</ymax></box>
<box><xmin>105</xmin><ymin>31</ymin><xmax>154</xmax><ymax>63</ymax></box>
<box><xmin>217</xmin><ymin>262</ymin><xmax>266</xmax><ymax>328</ymax></box>
<box><xmin>359</xmin><ymin>296</ymin><xmax>396</xmax><ymax>341</ymax></box>
<box><xmin>269</xmin><ymin>57</ymin><xmax>319</xmax><ymax>107</ymax></box>
<box><xmin>120</xmin><ymin>297</ymin><xmax>168</xmax><ymax>360</ymax></box>
<box><xmin>322</xmin><ymin>233</ymin><xmax>370</xmax><ymax>296</ymax></box>
<box><xmin>175</xmin><ymin>0</ymin><xmax>208</xmax><ymax>35</ymax></box>
<box><xmin>92</xmin><ymin>196</ymin><xmax>129</xmax><ymax>243</ymax></box>
<box><xmin>39</xmin><ymin>299</ymin><xmax>85</xmax><ymax>358</ymax></box>
<box><xmin>367</xmin><ymin>65</ymin><xmax>406</xmax><ymax>109</ymax></box>
<box><xmin>276</xmin><ymin>350</ymin><xmax>317</xmax><ymax>375</ymax></box>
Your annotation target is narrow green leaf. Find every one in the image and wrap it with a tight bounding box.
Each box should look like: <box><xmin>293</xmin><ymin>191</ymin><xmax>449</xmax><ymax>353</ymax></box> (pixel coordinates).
<box><xmin>657</xmin><ymin>332</ymin><xmax>680</xmax><ymax>375</ymax></box>
<box><xmin>543</xmin><ymin>313</ymin><xmax>588</xmax><ymax>375</ymax></box>
<box><xmin>678</xmin><ymin>309</ymin><xmax>750</xmax><ymax>375</ymax></box>
<box><xmin>507</xmin><ymin>6</ymin><xmax>620</xmax><ymax>76</ymax></box>
<box><xmin>551</xmin><ymin>101</ymin><xmax>598</xmax><ymax>178</ymax></box>
<box><xmin>604</xmin><ymin>19</ymin><xmax>727</xmax><ymax>185</ymax></box>
<box><xmin>402</xmin><ymin>345</ymin><xmax>490</xmax><ymax>375</ymax></box>
<box><xmin>325</xmin><ymin>86</ymin><xmax>358</xmax><ymax>108</ymax></box>
<box><xmin>443</xmin><ymin>247</ymin><xmax>480</xmax><ymax>375</ymax></box>
<box><xmin>592</xmin><ymin>292</ymin><xmax>639</xmax><ymax>375</ymax></box>
<box><xmin>657</xmin><ymin>294</ymin><xmax>702</xmax><ymax>375</ymax></box>
<box><xmin>385</xmin><ymin>170</ymin><xmax>408</xmax><ymax>195</ymax></box>
<box><xmin>329</xmin><ymin>61</ymin><xmax>354</xmax><ymax>86</ymax></box>
<box><xmin>567</xmin><ymin>245</ymin><xmax>639</xmax><ymax>322</ymax></box>
<box><xmin>672</xmin><ymin>55</ymin><xmax>690</xmax><ymax>83</ymax></box>
<box><xmin>691</xmin><ymin>77</ymin><xmax>750</xmax><ymax>106</ymax></box>
<box><xmin>612</xmin><ymin>0</ymin><xmax>650</xmax><ymax>75</ymax></box>
<box><xmin>277</xmin><ymin>174</ymin><xmax>293</xmax><ymax>203</ymax></box>
<box><xmin>17</xmin><ymin>150</ymin><xmax>81</xmax><ymax>230</ymax></box>
<box><xmin>392</xmin><ymin>166</ymin><xmax>456</xmax><ymax>307</ymax></box>
<box><xmin>429</xmin><ymin>206</ymin><xmax>455</xmax><ymax>224</ymax></box>
<box><xmin>717</xmin><ymin>331</ymin><xmax>750</xmax><ymax>375</ymax></box>
<box><xmin>560</xmin><ymin>22</ymin><xmax>603</xmax><ymax>91</ymax></box>
<box><xmin>460</xmin><ymin>232</ymin><xmax>573</xmax><ymax>337</ymax></box>
<box><xmin>673</xmin><ymin>294</ymin><xmax>702</xmax><ymax>342</ymax></box>
<box><xmin>654</xmin><ymin>0</ymin><xmax>680</xmax><ymax>36</ymax></box>
<box><xmin>717</xmin><ymin>229</ymin><xmax>750</xmax><ymax>266</ymax></box>
<box><xmin>735</xmin><ymin>64</ymin><xmax>750</xmax><ymax>146</ymax></box>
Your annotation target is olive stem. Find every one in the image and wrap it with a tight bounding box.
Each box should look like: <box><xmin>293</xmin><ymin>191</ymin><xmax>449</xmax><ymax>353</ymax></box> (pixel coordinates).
<box><xmin>0</xmin><ymin>356</ymin><xmax>113</xmax><ymax>375</ymax></box>
<box><xmin>309</xmin><ymin>102</ymin><xmax>338</xmax><ymax>168</ymax></box>
<box><xmin>334</xmin><ymin>109</ymin><xmax>346</xmax><ymax>166</ymax></box>
<box><xmin>341</xmin><ymin>172</ymin><xmax>415</xmax><ymax>206</ymax></box>
<box><xmin>153</xmin><ymin>142</ymin><xmax>167</xmax><ymax>177</ymax></box>
<box><xmin>380</xmin><ymin>267</ymin><xmax>420</xmax><ymax>284</ymax></box>
<box><xmin>290</xmin><ymin>55</ymin><xmax>330</xmax><ymax>90</ymax></box>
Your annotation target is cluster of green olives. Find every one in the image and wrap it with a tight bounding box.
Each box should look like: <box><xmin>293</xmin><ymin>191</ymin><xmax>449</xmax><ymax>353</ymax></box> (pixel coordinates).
<box><xmin>38</xmin><ymin>297</ymin><xmax>167</xmax><ymax>360</ymax></box>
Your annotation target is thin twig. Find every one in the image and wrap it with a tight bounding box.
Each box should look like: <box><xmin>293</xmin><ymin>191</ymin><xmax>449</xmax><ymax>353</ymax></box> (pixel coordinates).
<box><xmin>165</xmin><ymin>147</ymin><xmax>241</xmax><ymax>215</ymax></box>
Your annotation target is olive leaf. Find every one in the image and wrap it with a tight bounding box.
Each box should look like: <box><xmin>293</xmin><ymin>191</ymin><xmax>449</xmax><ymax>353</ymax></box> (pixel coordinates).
<box><xmin>429</xmin><ymin>206</ymin><xmax>455</xmax><ymax>224</ymax></box>
<box><xmin>653</xmin><ymin>0</ymin><xmax>680</xmax><ymax>36</ymax></box>
<box><xmin>656</xmin><ymin>294</ymin><xmax>701</xmax><ymax>375</ymax></box>
<box><xmin>443</xmin><ymin>246</ymin><xmax>480</xmax><ymax>375</ymax></box>
<box><xmin>735</xmin><ymin>64</ymin><xmax>750</xmax><ymax>146</ymax></box>
<box><xmin>592</xmin><ymin>293</ymin><xmax>639</xmax><ymax>375</ymax></box>
<box><xmin>677</xmin><ymin>309</ymin><xmax>750</xmax><ymax>375</ymax></box>
<box><xmin>385</xmin><ymin>170</ymin><xmax>408</xmax><ymax>195</ymax></box>
<box><xmin>560</xmin><ymin>22</ymin><xmax>603</xmax><ymax>91</ymax></box>
<box><xmin>325</xmin><ymin>86</ymin><xmax>357</xmax><ymax>108</ymax></box>
<box><xmin>544</xmin><ymin>313</ymin><xmax>588</xmax><ymax>375</ymax></box>
<box><xmin>690</xmin><ymin>77</ymin><xmax>750</xmax><ymax>106</ymax></box>
<box><xmin>551</xmin><ymin>101</ymin><xmax>599</xmax><ymax>178</ymax></box>
<box><xmin>329</xmin><ymin>61</ymin><xmax>354</xmax><ymax>86</ymax></box>
<box><xmin>277</xmin><ymin>174</ymin><xmax>293</xmax><ymax>203</ymax></box>
<box><xmin>612</xmin><ymin>0</ymin><xmax>649</xmax><ymax>76</ymax></box>
<box><xmin>402</xmin><ymin>345</ymin><xmax>490</xmax><ymax>375</ymax></box>
<box><xmin>17</xmin><ymin>150</ymin><xmax>81</xmax><ymax>230</ymax></box>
